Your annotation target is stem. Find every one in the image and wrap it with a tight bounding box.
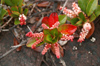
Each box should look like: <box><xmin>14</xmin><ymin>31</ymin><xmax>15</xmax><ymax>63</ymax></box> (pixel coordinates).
<box><xmin>27</xmin><ymin>25</ymin><xmax>33</xmax><ymax>33</ymax></box>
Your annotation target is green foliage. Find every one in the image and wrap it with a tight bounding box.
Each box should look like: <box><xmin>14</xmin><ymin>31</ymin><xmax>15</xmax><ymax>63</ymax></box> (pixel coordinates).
<box><xmin>71</xmin><ymin>0</ymin><xmax>100</xmax><ymax>25</ymax></box>
<box><xmin>12</xmin><ymin>11</ymin><xmax>20</xmax><ymax>17</ymax></box>
<box><xmin>99</xmin><ymin>0</ymin><xmax>100</xmax><ymax>5</ymax></box>
<box><xmin>58</xmin><ymin>15</ymin><xmax>67</xmax><ymax>26</ymax></box>
<box><xmin>4</xmin><ymin>0</ymin><xmax>23</xmax><ymax>6</ymax></box>
<box><xmin>79</xmin><ymin>12</ymin><xmax>86</xmax><ymax>22</ymax></box>
<box><xmin>14</xmin><ymin>19</ymin><xmax>20</xmax><ymax>25</ymax></box>
<box><xmin>26</xmin><ymin>38</ymin><xmax>36</xmax><ymax>47</ymax></box>
<box><xmin>26</xmin><ymin>38</ymin><xmax>44</xmax><ymax>48</ymax></box>
<box><xmin>70</xmin><ymin>18</ymin><xmax>79</xmax><ymax>25</ymax></box>
<box><xmin>43</xmin><ymin>28</ymin><xmax>62</xmax><ymax>44</ymax></box>
<box><xmin>78</xmin><ymin>0</ymin><xmax>89</xmax><ymax>13</ymax></box>
<box><xmin>45</xmin><ymin>34</ymin><xmax>53</xmax><ymax>43</ymax></box>
<box><xmin>94</xmin><ymin>5</ymin><xmax>100</xmax><ymax>17</ymax></box>
<box><xmin>0</xmin><ymin>7</ymin><xmax>7</xmax><ymax>19</ymax></box>
<box><xmin>11</xmin><ymin>6</ymin><xmax>18</xmax><ymax>12</ymax></box>
<box><xmin>90</xmin><ymin>13</ymin><xmax>96</xmax><ymax>22</ymax></box>
<box><xmin>18</xmin><ymin>7</ymin><xmax>23</xmax><ymax>14</ymax></box>
<box><xmin>36</xmin><ymin>42</ymin><xmax>44</xmax><ymax>47</ymax></box>
<box><xmin>86</xmin><ymin>0</ymin><xmax>98</xmax><ymax>16</ymax></box>
<box><xmin>75</xmin><ymin>20</ymin><xmax>82</xmax><ymax>26</ymax></box>
<box><xmin>43</xmin><ymin>29</ymin><xmax>50</xmax><ymax>35</ymax></box>
<box><xmin>24</xmin><ymin>8</ymin><xmax>28</xmax><ymax>16</ymax></box>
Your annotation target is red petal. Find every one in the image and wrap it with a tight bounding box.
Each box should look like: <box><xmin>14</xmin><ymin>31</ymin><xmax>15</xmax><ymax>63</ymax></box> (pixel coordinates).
<box><xmin>49</xmin><ymin>12</ymin><xmax>58</xmax><ymax>27</ymax></box>
<box><xmin>58</xmin><ymin>24</ymin><xmax>77</xmax><ymax>35</ymax></box>
<box><xmin>42</xmin><ymin>17</ymin><xmax>49</xmax><ymax>26</ymax></box>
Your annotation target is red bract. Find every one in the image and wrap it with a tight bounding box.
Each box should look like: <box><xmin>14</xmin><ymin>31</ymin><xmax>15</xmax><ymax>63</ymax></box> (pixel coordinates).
<box><xmin>58</xmin><ymin>24</ymin><xmax>77</xmax><ymax>35</ymax></box>
<box><xmin>42</xmin><ymin>12</ymin><xmax>58</xmax><ymax>27</ymax></box>
<box><xmin>42</xmin><ymin>17</ymin><xmax>49</xmax><ymax>26</ymax></box>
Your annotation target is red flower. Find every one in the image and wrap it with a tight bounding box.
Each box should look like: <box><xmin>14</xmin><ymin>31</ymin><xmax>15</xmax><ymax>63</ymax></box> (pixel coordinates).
<box><xmin>78</xmin><ymin>23</ymin><xmax>91</xmax><ymax>43</ymax></box>
<box><xmin>41</xmin><ymin>44</ymin><xmax>51</xmax><ymax>55</ymax></box>
<box><xmin>19</xmin><ymin>14</ymin><xmax>27</xmax><ymax>26</ymax></box>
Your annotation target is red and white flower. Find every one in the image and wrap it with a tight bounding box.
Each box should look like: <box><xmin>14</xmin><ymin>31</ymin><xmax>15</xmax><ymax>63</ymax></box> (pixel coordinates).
<box><xmin>59</xmin><ymin>2</ymin><xmax>83</xmax><ymax>18</ymax></box>
<box><xmin>19</xmin><ymin>14</ymin><xmax>27</xmax><ymax>26</ymax></box>
<box><xmin>78</xmin><ymin>23</ymin><xmax>92</xmax><ymax>43</ymax></box>
<box><xmin>41</xmin><ymin>44</ymin><xmax>51</xmax><ymax>55</ymax></box>
<box><xmin>54</xmin><ymin>42</ymin><xmax>60</xmax><ymax>59</ymax></box>
<box><xmin>61</xmin><ymin>34</ymin><xmax>74</xmax><ymax>41</ymax></box>
<box><xmin>59</xmin><ymin>6</ymin><xmax>76</xmax><ymax>18</ymax></box>
<box><xmin>72</xmin><ymin>2</ymin><xmax>82</xmax><ymax>15</ymax></box>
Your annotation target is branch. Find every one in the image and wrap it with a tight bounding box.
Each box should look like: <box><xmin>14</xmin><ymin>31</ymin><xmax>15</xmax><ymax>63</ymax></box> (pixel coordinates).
<box><xmin>59</xmin><ymin>57</ymin><xmax>66</xmax><ymax>66</ymax></box>
<box><xmin>59</xmin><ymin>0</ymin><xmax>68</xmax><ymax>15</ymax></box>
<box><xmin>1</xmin><ymin>17</ymin><xmax>13</xmax><ymax>28</ymax></box>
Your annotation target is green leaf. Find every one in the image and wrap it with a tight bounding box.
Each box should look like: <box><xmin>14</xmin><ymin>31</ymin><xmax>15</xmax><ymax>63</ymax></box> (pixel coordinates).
<box><xmin>58</xmin><ymin>15</ymin><xmax>67</xmax><ymax>26</ymax></box>
<box><xmin>0</xmin><ymin>7</ymin><xmax>7</xmax><ymax>19</ymax></box>
<box><xmin>75</xmin><ymin>20</ymin><xmax>83</xmax><ymax>26</ymax></box>
<box><xmin>99</xmin><ymin>0</ymin><xmax>100</xmax><ymax>5</ymax></box>
<box><xmin>58</xmin><ymin>32</ymin><xmax>62</xmax><ymax>40</ymax></box>
<box><xmin>90</xmin><ymin>13</ymin><xmax>96</xmax><ymax>22</ymax></box>
<box><xmin>94</xmin><ymin>5</ymin><xmax>100</xmax><ymax>17</ymax></box>
<box><xmin>86</xmin><ymin>0</ymin><xmax>98</xmax><ymax>16</ymax></box>
<box><xmin>12</xmin><ymin>0</ymin><xmax>19</xmax><ymax>6</ymax></box>
<box><xmin>18</xmin><ymin>7</ymin><xmax>23</xmax><ymax>14</ymax></box>
<box><xmin>17</xmin><ymin>0</ymin><xmax>23</xmax><ymax>6</ymax></box>
<box><xmin>4</xmin><ymin>0</ymin><xmax>23</xmax><ymax>6</ymax></box>
<box><xmin>14</xmin><ymin>19</ymin><xmax>20</xmax><ymax>25</ymax></box>
<box><xmin>46</xmin><ymin>34</ymin><xmax>52</xmax><ymax>43</ymax></box>
<box><xmin>26</xmin><ymin>38</ymin><xmax>36</xmax><ymax>47</ymax></box>
<box><xmin>78</xmin><ymin>0</ymin><xmax>89</xmax><ymax>13</ymax></box>
<box><xmin>43</xmin><ymin>29</ymin><xmax>50</xmax><ymax>35</ymax></box>
<box><xmin>50</xmin><ymin>28</ymin><xmax>58</xmax><ymax>36</ymax></box>
<box><xmin>79</xmin><ymin>12</ymin><xmax>86</xmax><ymax>22</ymax></box>
<box><xmin>36</xmin><ymin>42</ymin><xmax>44</xmax><ymax>47</ymax></box>
<box><xmin>4</xmin><ymin>0</ymin><xmax>14</xmax><ymax>6</ymax></box>
<box><xmin>11</xmin><ymin>6</ymin><xmax>18</xmax><ymax>11</ymax></box>
<box><xmin>24</xmin><ymin>8</ymin><xmax>28</xmax><ymax>15</ymax></box>
<box><xmin>70</xmin><ymin>18</ymin><xmax>79</xmax><ymax>25</ymax></box>
<box><xmin>12</xmin><ymin>11</ymin><xmax>20</xmax><ymax>16</ymax></box>
<box><xmin>52</xmin><ymin>37</ymin><xmax>58</xmax><ymax>43</ymax></box>
<box><xmin>67</xmin><ymin>17</ymin><xmax>71</xmax><ymax>21</ymax></box>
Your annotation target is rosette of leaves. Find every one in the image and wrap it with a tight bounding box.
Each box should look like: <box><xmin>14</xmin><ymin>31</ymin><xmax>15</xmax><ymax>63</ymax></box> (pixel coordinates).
<box><xmin>43</xmin><ymin>28</ymin><xmax>62</xmax><ymax>44</ymax></box>
<box><xmin>3</xmin><ymin>0</ymin><xmax>28</xmax><ymax>25</ymax></box>
<box><xmin>68</xmin><ymin>0</ymin><xmax>100</xmax><ymax>26</ymax></box>
<box><xmin>26</xmin><ymin>12</ymin><xmax>77</xmax><ymax>48</ymax></box>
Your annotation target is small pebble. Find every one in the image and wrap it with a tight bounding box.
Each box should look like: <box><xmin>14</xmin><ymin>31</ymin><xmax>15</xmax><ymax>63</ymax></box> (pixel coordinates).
<box><xmin>37</xmin><ymin>27</ymin><xmax>43</xmax><ymax>32</ymax></box>
<box><xmin>90</xmin><ymin>37</ymin><xmax>96</xmax><ymax>42</ymax></box>
<box><xmin>88</xmin><ymin>51</ymin><xmax>92</xmax><ymax>54</ymax></box>
<box><xmin>73</xmin><ymin>46</ymin><xmax>77</xmax><ymax>51</ymax></box>
<box><xmin>58</xmin><ymin>40</ymin><xmax>68</xmax><ymax>46</ymax></box>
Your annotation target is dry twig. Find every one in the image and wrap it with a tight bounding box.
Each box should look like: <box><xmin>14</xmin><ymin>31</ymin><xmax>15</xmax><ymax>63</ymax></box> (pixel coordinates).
<box><xmin>0</xmin><ymin>40</ymin><xmax>27</xmax><ymax>59</ymax></box>
<box><xmin>59</xmin><ymin>0</ymin><xmax>68</xmax><ymax>15</ymax></box>
<box><xmin>1</xmin><ymin>17</ymin><xmax>13</xmax><ymax>28</ymax></box>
